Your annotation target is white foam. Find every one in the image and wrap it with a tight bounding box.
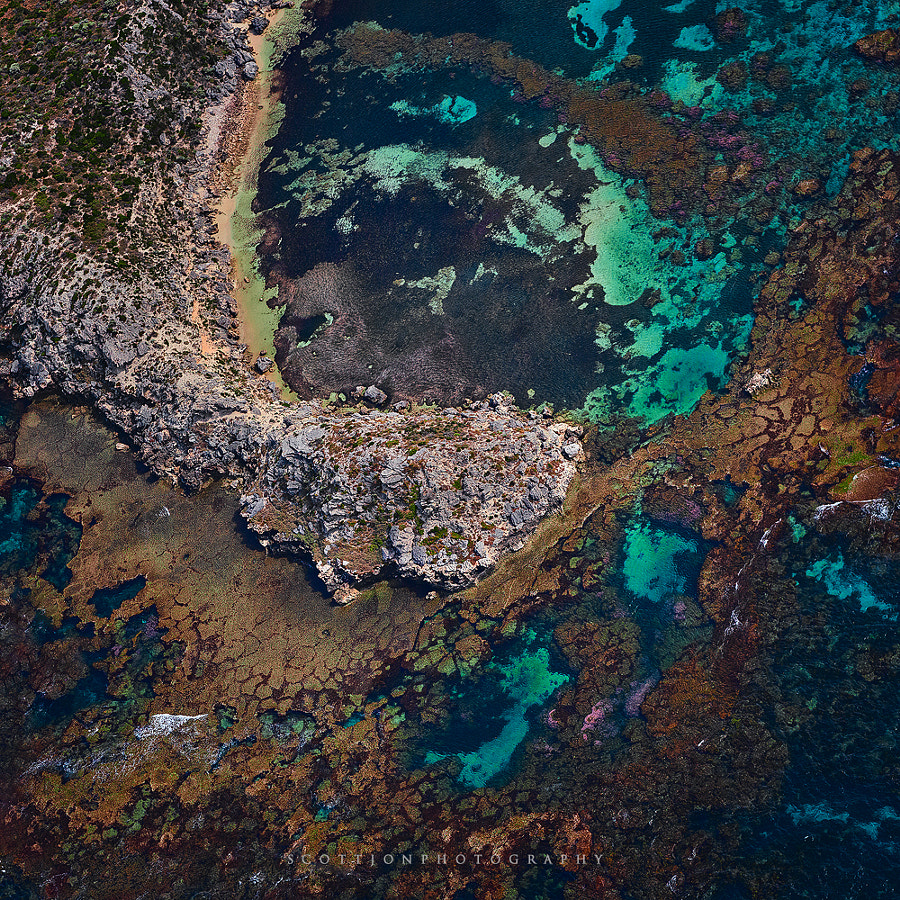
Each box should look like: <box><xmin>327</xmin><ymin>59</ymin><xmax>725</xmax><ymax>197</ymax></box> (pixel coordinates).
<box><xmin>813</xmin><ymin>502</ymin><xmax>843</xmax><ymax>521</ymax></box>
<box><xmin>134</xmin><ymin>713</ymin><xmax>207</xmax><ymax>740</ymax></box>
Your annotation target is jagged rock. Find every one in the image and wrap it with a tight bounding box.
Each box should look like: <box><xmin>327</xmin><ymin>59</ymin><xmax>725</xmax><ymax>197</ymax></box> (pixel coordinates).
<box><xmin>333</xmin><ymin>584</ymin><xmax>359</xmax><ymax>605</ymax></box>
<box><xmin>363</xmin><ymin>385</ymin><xmax>387</xmax><ymax>405</ymax></box>
<box><xmin>240</xmin><ymin>406</ymin><xmax>579</xmax><ymax>592</ymax></box>
<box><xmin>102</xmin><ymin>340</ymin><xmax>136</xmax><ymax>368</ymax></box>
<box><xmin>216</xmin><ymin>58</ymin><xmax>238</xmax><ymax>79</ymax></box>
<box><xmin>255</xmin><ymin>354</ymin><xmax>273</xmax><ymax>373</ymax></box>
<box><xmin>281</xmin><ymin>426</ymin><xmax>327</xmax><ymax>460</ymax></box>
<box><xmin>242</xmin><ymin>60</ymin><xmax>259</xmax><ymax>80</ymax></box>
<box><xmin>744</xmin><ymin>369</ymin><xmax>775</xmax><ymax>396</ymax></box>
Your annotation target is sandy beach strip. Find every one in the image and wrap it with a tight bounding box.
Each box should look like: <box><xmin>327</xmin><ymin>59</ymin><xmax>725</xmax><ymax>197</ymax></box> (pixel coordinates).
<box><xmin>212</xmin><ymin>3</ymin><xmax>300</xmax><ymax>401</ymax></box>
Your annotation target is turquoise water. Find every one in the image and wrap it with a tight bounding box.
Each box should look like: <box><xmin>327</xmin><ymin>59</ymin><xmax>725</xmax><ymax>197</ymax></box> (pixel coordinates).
<box><xmin>422</xmin><ymin>634</ymin><xmax>569</xmax><ymax>788</ymax></box>
<box><xmin>389</xmin><ymin>95</ymin><xmax>478</xmax><ymax>126</ymax></box>
<box><xmin>0</xmin><ymin>480</ymin><xmax>81</xmax><ymax>591</ymax></box>
<box><xmin>805</xmin><ymin>554</ymin><xmax>896</xmax><ymax>617</ymax></box>
<box><xmin>622</xmin><ymin>519</ymin><xmax>698</xmax><ymax>604</ymax></box>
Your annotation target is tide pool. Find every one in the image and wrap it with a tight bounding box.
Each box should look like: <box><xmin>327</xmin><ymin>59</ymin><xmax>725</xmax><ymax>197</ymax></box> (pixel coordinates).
<box><xmin>424</xmin><ymin>643</ymin><xmax>568</xmax><ymax>788</ymax></box>
<box><xmin>806</xmin><ymin>553</ymin><xmax>895</xmax><ymax>616</ymax></box>
<box><xmin>566</xmin><ymin>140</ymin><xmax>753</xmax><ymax>424</ymax></box>
<box><xmin>623</xmin><ymin>520</ymin><xmax>698</xmax><ymax>604</ymax></box>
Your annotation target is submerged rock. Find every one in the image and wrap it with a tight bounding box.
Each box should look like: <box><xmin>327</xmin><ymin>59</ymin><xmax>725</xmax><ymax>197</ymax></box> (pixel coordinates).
<box><xmin>854</xmin><ymin>29</ymin><xmax>900</xmax><ymax>64</ymax></box>
<box><xmin>792</xmin><ymin>178</ymin><xmax>821</xmax><ymax>198</ymax></box>
<box><xmin>714</xmin><ymin>7</ymin><xmax>748</xmax><ymax>43</ymax></box>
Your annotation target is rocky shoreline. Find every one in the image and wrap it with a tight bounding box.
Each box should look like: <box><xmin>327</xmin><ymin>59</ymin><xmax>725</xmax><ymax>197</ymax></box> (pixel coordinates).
<box><xmin>0</xmin><ymin>0</ymin><xmax>582</xmax><ymax>598</ymax></box>
<box><xmin>242</xmin><ymin>394</ymin><xmax>582</xmax><ymax>601</ymax></box>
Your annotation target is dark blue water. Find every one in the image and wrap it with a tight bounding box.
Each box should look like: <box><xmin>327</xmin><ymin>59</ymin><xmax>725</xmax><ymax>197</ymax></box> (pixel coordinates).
<box><xmin>27</xmin><ymin>665</ymin><xmax>109</xmax><ymax>733</ymax></box>
<box><xmin>0</xmin><ymin>480</ymin><xmax>82</xmax><ymax>590</ymax></box>
<box><xmin>89</xmin><ymin>575</ymin><xmax>147</xmax><ymax>617</ymax></box>
<box><xmin>261</xmin><ymin>44</ymin><xmax>611</xmax><ymax>407</ymax></box>
<box><xmin>710</xmin><ymin>507</ymin><xmax>900</xmax><ymax>898</ymax></box>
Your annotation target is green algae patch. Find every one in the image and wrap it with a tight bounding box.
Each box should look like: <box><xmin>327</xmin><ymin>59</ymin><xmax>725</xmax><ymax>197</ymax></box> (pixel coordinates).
<box><xmin>788</xmin><ymin>515</ymin><xmax>807</xmax><ymax>543</ymax></box>
<box><xmin>425</xmin><ymin>644</ymin><xmax>568</xmax><ymax>789</ymax></box>
<box><xmin>623</xmin><ymin>521</ymin><xmax>697</xmax><ymax>604</ymax></box>
<box><xmin>265</xmin><ymin>1</ymin><xmax>312</xmax><ymax>67</ymax></box>
<box><xmin>358</xmin><ymin>143</ymin><xmax>580</xmax><ymax>255</ymax></box>
<box><xmin>227</xmin><ymin>148</ymin><xmax>294</xmax><ymax>398</ymax></box>
<box><xmin>390</xmin><ymin>95</ymin><xmax>478</xmax><ymax>125</ymax></box>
